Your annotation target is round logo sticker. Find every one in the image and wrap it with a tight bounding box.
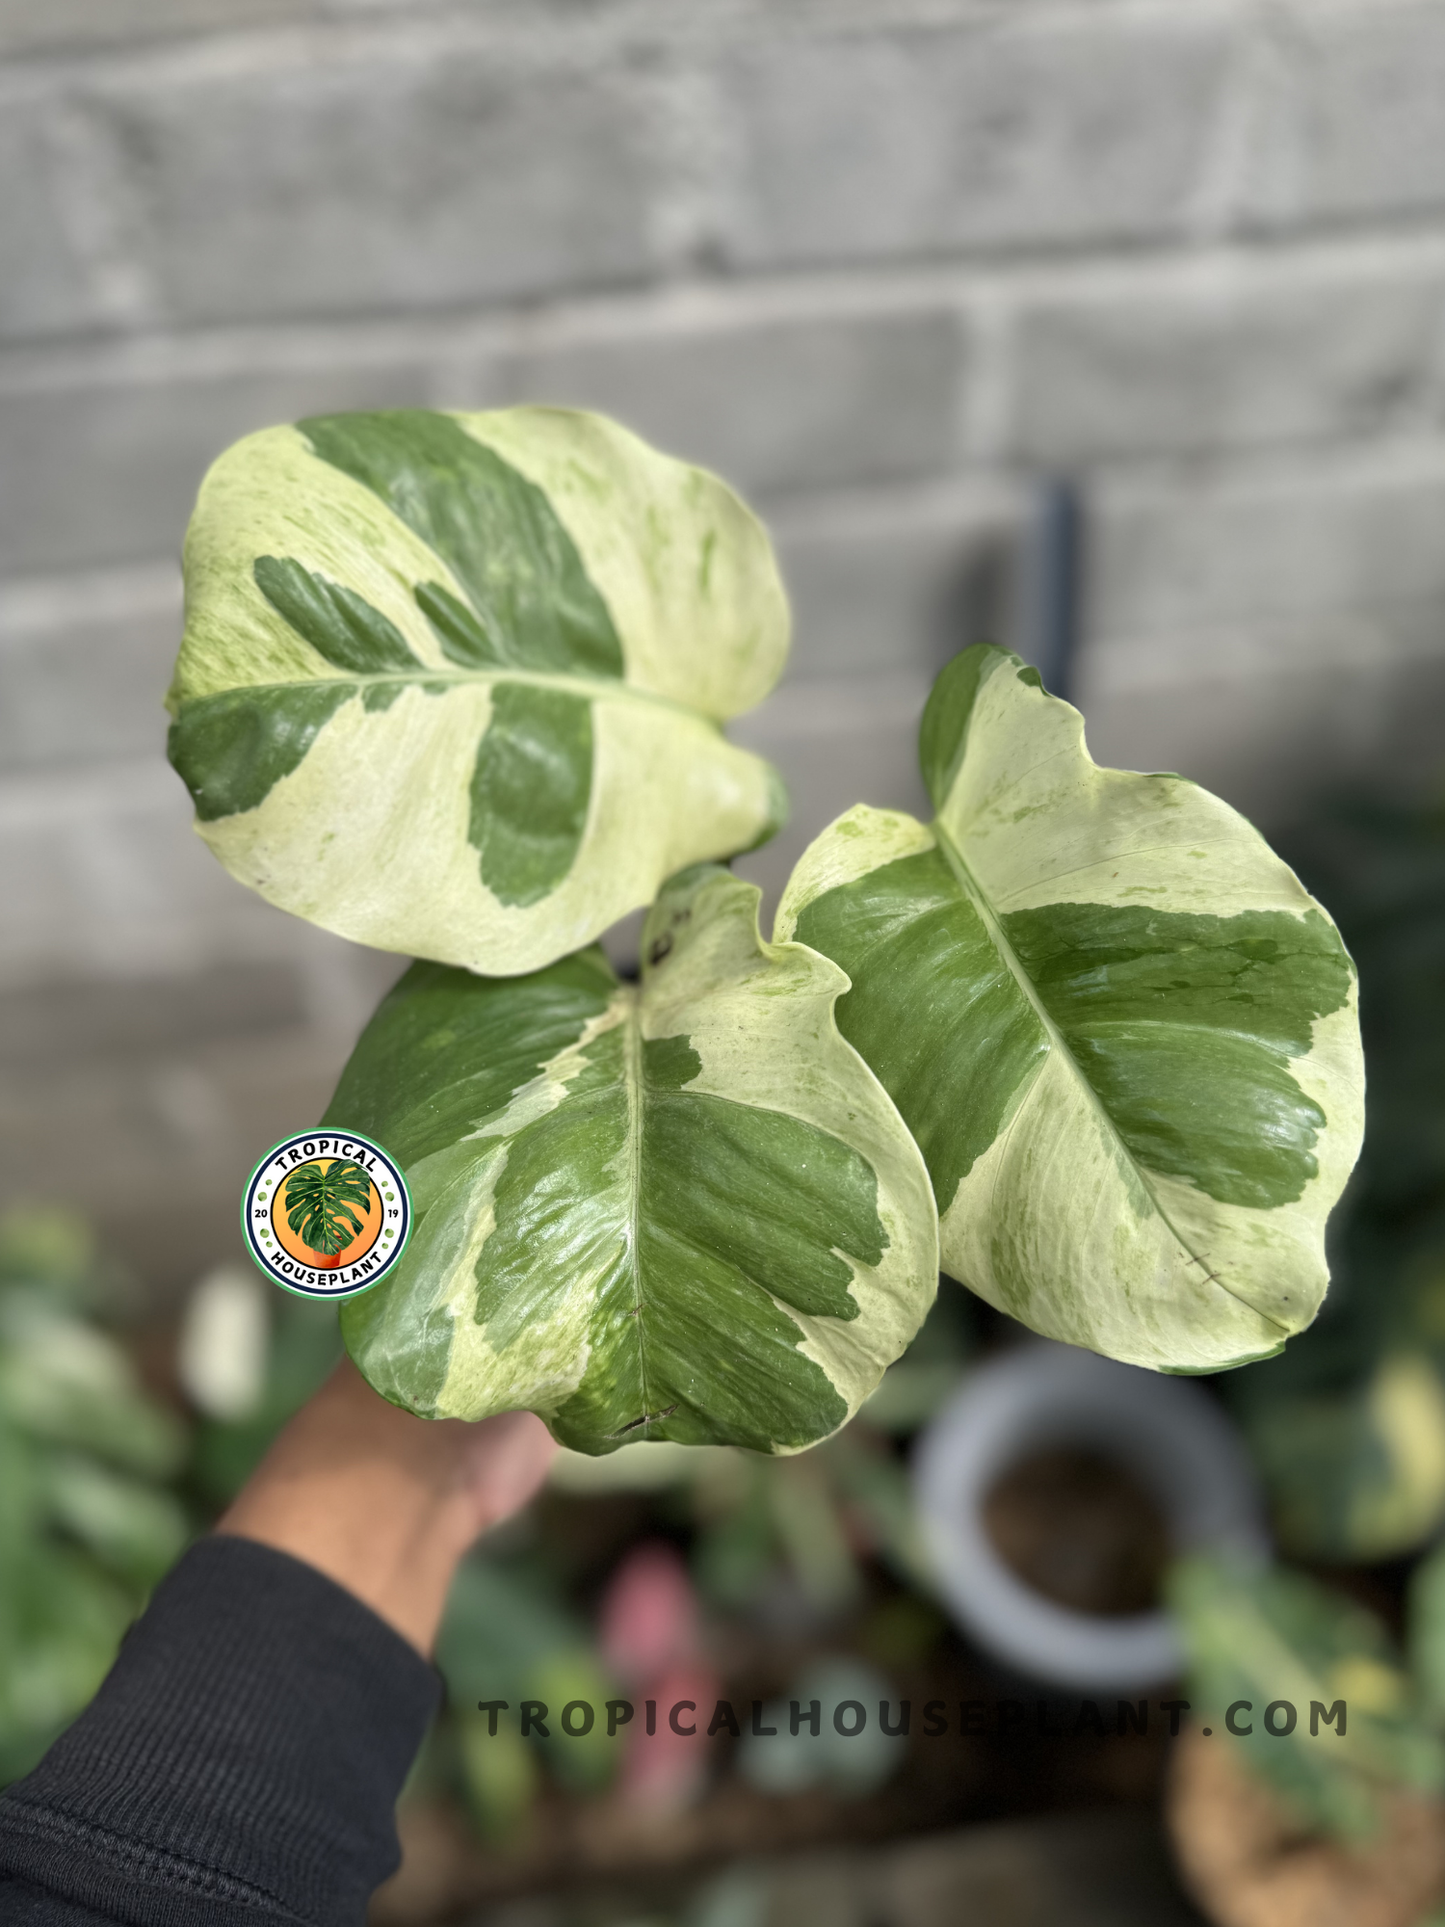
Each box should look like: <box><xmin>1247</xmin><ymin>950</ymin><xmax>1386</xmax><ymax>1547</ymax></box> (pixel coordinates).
<box><xmin>241</xmin><ymin>1131</ymin><xmax>411</xmax><ymax>1300</ymax></box>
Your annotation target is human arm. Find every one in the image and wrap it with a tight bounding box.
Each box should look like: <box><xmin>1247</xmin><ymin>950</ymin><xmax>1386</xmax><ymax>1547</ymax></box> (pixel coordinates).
<box><xmin>0</xmin><ymin>1361</ymin><xmax>554</xmax><ymax>1926</ymax></box>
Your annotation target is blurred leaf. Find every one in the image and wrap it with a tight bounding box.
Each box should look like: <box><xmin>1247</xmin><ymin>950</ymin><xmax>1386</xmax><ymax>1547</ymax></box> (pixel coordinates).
<box><xmin>1407</xmin><ymin>1539</ymin><xmax>1445</xmax><ymax>1726</ymax></box>
<box><xmin>455</xmin><ymin>1709</ymin><xmax>539</xmax><ymax>1842</ymax></box>
<box><xmin>437</xmin><ymin>1554</ymin><xmax>594</xmax><ymax>1711</ymax></box>
<box><xmin>1169</xmin><ymin>1553</ymin><xmax>1445</xmax><ymax>1841</ymax></box>
<box><xmin>1241</xmin><ymin>1351</ymin><xmax>1445</xmax><ymax>1563</ymax></box>
<box><xmin>0</xmin><ymin>1209</ymin><xmax>96</xmax><ymax>1299</ymax></box>
<box><xmin>189</xmin><ymin>1295</ymin><xmax>340</xmax><ymax>1504</ymax></box>
<box><xmin>0</xmin><ymin>1539</ymin><xmax>132</xmax><ymax>1783</ymax></box>
<box><xmin>529</xmin><ymin>1651</ymin><xmax>617</xmax><ymax>1793</ymax></box>
<box><xmin>0</xmin><ymin>1226</ymin><xmax>192</xmax><ymax>1788</ymax></box>
<box><xmin>739</xmin><ymin>1656</ymin><xmax>906</xmax><ymax>1799</ymax></box>
<box><xmin>768</xmin><ymin>1459</ymin><xmax>860</xmax><ymax>1616</ymax></box>
<box><xmin>0</xmin><ymin>1295</ymin><xmax>185</xmax><ymax>1478</ymax></box>
<box><xmin>825</xmin><ymin>1435</ymin><xmax>935</xmax><ymax>1597</ymax></box>
<box><xmin>44</xmin><ymin>1455</ymin><xmax>189</xmax><ymax>1588</ymax></box>
<box><xmin>692</xmin><ymin>1471</ymin><xmax>777</xmax><ymax>1612</ymax></box>
<box><xmin>859</xmin><ymin>1363</ymin><xmax>963</xmax><ymax>1434</ymax></box>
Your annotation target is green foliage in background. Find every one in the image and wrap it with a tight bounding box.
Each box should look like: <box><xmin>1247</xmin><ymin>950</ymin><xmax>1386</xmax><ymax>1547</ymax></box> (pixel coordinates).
<box><xmin>436</xmin><ymin>1552</ymin><xmax>617</xmax><ymax>1829</ymax></box>
<box><xmin>1170</xmin><ymin>1552</ymin><xmax>1445</xmax><ymax>1842</ymax></box>
<box><xmin>1225</xmin><ymin>800</ymin><xmax>1445</xmax><ymax>1560</ymax></box>
<box><xmin>186</xmin><ymin>1291</ymin><xmax>341</xmax><ymax>1508</ymax></box>
<box><xmin>0</xmin><ymin>1212</ymin><xmax>189</xmax><ymax>1784</ymax></box>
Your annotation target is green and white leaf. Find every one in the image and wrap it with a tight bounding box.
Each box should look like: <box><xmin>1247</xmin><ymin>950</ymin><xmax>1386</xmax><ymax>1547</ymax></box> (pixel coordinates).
<box><xmin>776</xmin><ymin>645</ymin><xmax>1364</xmax><ymax>1375</ymax></box>
<box><xmin>168</xmin><ymin>408</ymin><xmax>789</xmax><ymax>975</ymax></box>
<box><xmin>329</xmin><ymin>865</ymin><xmax>938</xmax><ymax>1454</ymax></box>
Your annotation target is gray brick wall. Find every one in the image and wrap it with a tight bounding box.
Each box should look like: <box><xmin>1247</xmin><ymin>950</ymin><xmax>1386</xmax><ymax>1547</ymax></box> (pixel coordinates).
<box><xmin>2</xmin><ymin>0</ymin><xmax>1443</xmax><ymax>1299</ymax></box>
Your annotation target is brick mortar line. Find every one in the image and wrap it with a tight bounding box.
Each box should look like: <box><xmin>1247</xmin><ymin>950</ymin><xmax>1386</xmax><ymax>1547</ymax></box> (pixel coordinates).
<box><xmin>8</xmin><ymin>431</ymin><xmax>1445</xmax><ymax>633</ymax></box>
<box><xmin>6</xmin><ymin>217</ymin><xmax>1445</xmax><ymax>393</ymax></box>
<box><xmin>0</xmin><ymin>0</ymin><xmax>1260</xmax><ymax>93</ymax></box>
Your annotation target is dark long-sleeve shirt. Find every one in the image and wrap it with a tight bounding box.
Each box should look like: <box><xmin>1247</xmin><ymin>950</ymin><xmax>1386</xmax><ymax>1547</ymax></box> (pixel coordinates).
<box><xmin>0</xmin><ymin>1536</ymin><xmax>439</xmax><ymax>1926</ymax></box>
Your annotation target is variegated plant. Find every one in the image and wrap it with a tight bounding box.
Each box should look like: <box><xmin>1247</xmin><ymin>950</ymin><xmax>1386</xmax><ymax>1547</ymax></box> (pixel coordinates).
<box><xmin>777</xmin><ymin>645</ymin><xmax>1366</xmax><ymax>1376</ymax></box>
<box><xmin>170</xmin><ymin>407</ymin><xmax>1366</xmax><ymax>1442</ymax></box>
<box><xmin>328</xmin><ymin>865</ymin><xmax>938</xmax><ymax>1454</ymax></box>
<box><xmin>168</xmin><ymin>408</ymin><xmax>788</xmax><ymax>976</ymax></box>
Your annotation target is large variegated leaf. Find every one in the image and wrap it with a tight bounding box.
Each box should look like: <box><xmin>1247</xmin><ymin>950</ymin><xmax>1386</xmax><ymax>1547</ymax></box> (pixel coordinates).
<box><xmin>776</xmin><ymin>645</ymin><xmax>1365</xmax><ymax>1374</ymax></box>
<box><xmin>327</xmin><ymin>865</ymin><xmax>938</xmax><ymax>1453</ymax></box>
<box><xmin>167</xmin><ymin>408</ymin><xmax>788</xmax><ymax>975</ymax></box>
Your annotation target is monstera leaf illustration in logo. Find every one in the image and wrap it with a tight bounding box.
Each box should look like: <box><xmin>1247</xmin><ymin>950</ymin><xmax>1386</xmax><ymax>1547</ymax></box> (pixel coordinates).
<box><xmin>168</xmin><ymin>408</ymin><xmax>789</xmax><ymax>975</ymax></box>
<box><xmin>283</xmin><ymin>1160</ymin><xmax>372</xmax><ymax>1261</ymax></box>
<box><xmin>776</xmin><ymin>645</ymin><xmax>1365</xmax><ymax>1376</ymax></box>
<box><xmin>326</xmin><ymin>865</ymin><xmax>938</xmax><ymax>1455</ymax></box>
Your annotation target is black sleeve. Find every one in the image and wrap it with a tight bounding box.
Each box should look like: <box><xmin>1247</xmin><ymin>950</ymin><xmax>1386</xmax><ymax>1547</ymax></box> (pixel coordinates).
<box><xmin>0</xmin><ymin>1535</ymin><xmax>441</xmax><ymax>1927</ymax></box>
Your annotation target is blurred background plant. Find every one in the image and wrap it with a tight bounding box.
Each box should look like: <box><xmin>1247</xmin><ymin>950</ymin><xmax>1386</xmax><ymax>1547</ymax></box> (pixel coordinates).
<box><xmin>1225</xmin><ymin>797</ymin><xmax>1445</xmax><ymax>1564</ymax></box>
<box><xmin>0</xmin><ymin>1209</ymin><xmax>188</xmax><ymax>1783</ymax></box>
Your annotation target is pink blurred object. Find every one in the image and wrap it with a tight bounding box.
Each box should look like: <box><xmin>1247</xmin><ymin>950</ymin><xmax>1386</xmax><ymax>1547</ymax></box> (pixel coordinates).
<box><xmin>598</xmin><ymin>1541</ymin><xmax>699</xmax><ymax>1683</ymax></box>
<box><xmin>598</xmin><ymin>1542</ymin><xmax>722</xmax><ymax>1812</ymax></box>
<box><xmin>619</xmin><ymin>1662</ymin><xmax>724</xmax><ymax>1811</ymax></box>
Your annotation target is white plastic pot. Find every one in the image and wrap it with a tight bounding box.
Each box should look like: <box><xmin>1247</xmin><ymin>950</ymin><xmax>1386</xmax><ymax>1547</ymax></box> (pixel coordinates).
<box><xmin>913</xmin><ymin>1341</ymin><xmax>1269</xmax><ymax>1692</ymax></box>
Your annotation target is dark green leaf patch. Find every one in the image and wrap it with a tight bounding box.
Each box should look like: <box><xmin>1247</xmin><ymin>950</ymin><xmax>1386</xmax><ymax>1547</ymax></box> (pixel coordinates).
<box><xmin>323</xmin><ymin>950</ymin><xmax>619</xmax><ymax>1166</ymax></box>
<box><xmin>463</xmin><ymin>1012</ymin><xmax>878</xmax><ymax>1447</ymax></box>
<box><xmin>796</xmin><ymin>850</ymin><xmax>1354</xmax><ymax>1219</ymax></box>
<box><xmin>918</xmin><ymin>644</ymin><xmax>1001</xmax><ymax>813</ymax></box>
<box><xmin>254</xmin><ymin>555</ymin><xmax>421</xmax><ymax>675</ymax></box>
<box><xmin>471</xmin><ymin>683</ymin><xmax>595</xmax><ymax>907</ymax></box>
<box><xmin>168</xmin><ymin>682</ymin><xmax>354</xmax><ymax>822</ymax></box>
<box><xmin>298</xmin><ymin>411</ymin><xmax>625</xmax><ymax>679</ymax></box>
<box><xmin>792</xmin><ymin>847</ymin><xmax>1048</xmax><ymax>1212</ymax></box>
<box><xmin>1004</xmin><ymin>902</ymin><xmax>1353</xmax><ymax>1209</ymax></box>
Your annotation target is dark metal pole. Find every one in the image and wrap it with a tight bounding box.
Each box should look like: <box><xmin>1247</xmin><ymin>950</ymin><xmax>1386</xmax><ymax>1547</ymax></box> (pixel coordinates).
<box><xmin>1025</xmin><ymin>476</ymin><xmax>1084</xmax><ymax>702</ymax></box>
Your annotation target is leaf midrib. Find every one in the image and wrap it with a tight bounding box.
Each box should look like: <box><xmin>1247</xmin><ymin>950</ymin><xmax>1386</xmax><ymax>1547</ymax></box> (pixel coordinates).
<box><xmin>619</xmin><ymin>985</ymin><xmax>654</xmax><ymax>1433</ymax></box>
<box><xmin>930</xmin><ymin>817</ymin><xmax>1289</xmax><ymax>1337</ymax></box>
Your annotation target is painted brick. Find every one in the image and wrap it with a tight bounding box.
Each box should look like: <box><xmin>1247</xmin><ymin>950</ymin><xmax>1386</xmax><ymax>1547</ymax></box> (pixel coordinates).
<box><xmin>0</xmin><ymin>569</ymin><xmax>181</xmax><ymax>774</ymax></box>
<box><xmin>1080</xmin><ymin>610</ymin><xmax>1445</xmax><ymax>828</ymax></box>
<box><xmin>0</xmin><ymin>960</ymin><xmax>305</xmax><ymax>1070</ymax></box>
<box><xmin>0</xmin><ymin>101</ymin><xmax>103</xmax><ymax>343</ymax></box>
<box><xmin>0</xmin><ymin>760</ymin><xmax>291</xmax><ymax>985</ymax></box>
<box><xmin>732</xmin><ymin>670</ymin><xmax>932</xmax><ymax>923</ymax></box>
<box><xmin>715</xmin><ymin>15</ymin><xmax>1233</xmax><ymax>270</ymax></box>
<box><xmin>0</xmin><ymin>1024</ymin><xmax>349</xmax><ymax>1302</ymax></box>
<box><xmin>1244</xmin><ymin>4</ymin><xmax>1445</xmax><ymax>231</ymax></box>
<box><xmin>0</xmin><ymin>0</ymin><xmax>314</xmax><ymax>57</ymax></box>
<box><xmin>0</xmin><ymin>353</ymin><xmax>433</xmax><ymax>575</ymax></box>
<box><xmin>497</xmin><ymin>304</ymin><xmax>965</xmax><ymax>501</ymax></box>
<box><xmin>1003</xmin><ymin>252</ymin><xmax>1445</xmax><ymax>463</ymax></box>
<box><xmin>1090</xmin><ymin>454</ymin><xmax>1445</xmax><ymax>641</ymax></box>
<box><xmin>85</xmin><ymin>45</ymin><xmax>657</xmax><ymax>327</ymax></box>
<box><xmin>770</xmin><ymin>484</ymin><xmax>1017</xmax><ymax>682</ymax></box>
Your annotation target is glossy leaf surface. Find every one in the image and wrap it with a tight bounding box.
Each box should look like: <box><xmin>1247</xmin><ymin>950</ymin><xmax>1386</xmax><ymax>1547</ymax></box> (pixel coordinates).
<box><xmin>168</xmin><ymin>408</ymin><xmax>789</xmax><ymax>975</ymax></box>
<box><xmin>777</xmin><ymin>645</ymin><xmax>1365</xmax><ymax>1374</ymax></box>
<box><xmin>329</xmin><ymin>866</ymin><xmax>938</xmax><ymax>1453</ymax></box>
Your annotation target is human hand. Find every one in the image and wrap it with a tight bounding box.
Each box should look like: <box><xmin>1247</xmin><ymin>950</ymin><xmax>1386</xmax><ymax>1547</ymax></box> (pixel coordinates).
<box><xmin>218</xmin><ymin>1358</ymin><xmax>556</xmax><ymax>1655</ymax></box>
